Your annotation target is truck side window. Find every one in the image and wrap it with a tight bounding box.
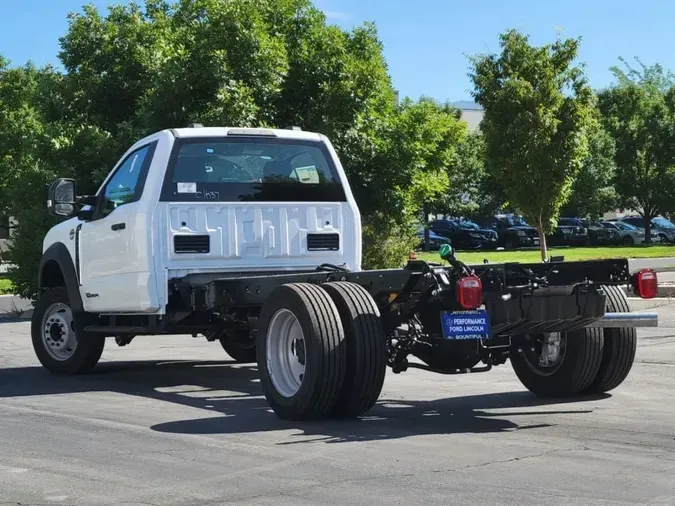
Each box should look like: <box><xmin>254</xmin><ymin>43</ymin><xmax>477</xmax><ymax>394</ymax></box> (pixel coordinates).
<box><xmin>100</xmin><ymin>144</ymin><xmax>154</xmax><ymax>217</ymax></box>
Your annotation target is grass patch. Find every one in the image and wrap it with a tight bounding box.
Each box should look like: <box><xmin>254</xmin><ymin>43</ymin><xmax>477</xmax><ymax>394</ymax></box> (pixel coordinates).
<box><xmin>416</xmin><ymin>244</ymin><xmax>675</xmax><ymax>265</ymax></box>
<box><xmin>0</xmin><ymin>277</ymin><xmax>14</xmax><ymax>294</ymax></box>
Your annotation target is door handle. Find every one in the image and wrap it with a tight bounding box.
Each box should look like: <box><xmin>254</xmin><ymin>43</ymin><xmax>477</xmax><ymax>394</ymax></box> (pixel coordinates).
<box><xmin>111</xmin><ymin>222</ymin><xmax>126</xmax><ymax>231</ymax></box>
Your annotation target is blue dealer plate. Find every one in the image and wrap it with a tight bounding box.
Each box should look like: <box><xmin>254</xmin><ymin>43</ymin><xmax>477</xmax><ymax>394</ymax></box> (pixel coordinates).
<box><xmin>440</xmin><ymin>309</ymin><xmax>491</xmax><ymax>340</ymax></box>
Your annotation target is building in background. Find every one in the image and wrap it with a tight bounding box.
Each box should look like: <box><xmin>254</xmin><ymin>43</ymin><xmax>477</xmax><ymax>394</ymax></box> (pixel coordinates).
<box><xmin>451</xmin><ymin>100</ymin><xmax>484</xmax><ymax>132</ymax></box>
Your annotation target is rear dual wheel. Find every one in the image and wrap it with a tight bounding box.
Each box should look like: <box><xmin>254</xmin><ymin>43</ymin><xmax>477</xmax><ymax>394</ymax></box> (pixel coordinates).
<box><xmin>511</xmin><ymin>285</ymin><xmax>637</xmax><ymax>397</ymax></box>
<box><xmin>257</xmin><ymin>282</ymin><xmax>386</xmax><ymax>421</ymax></box>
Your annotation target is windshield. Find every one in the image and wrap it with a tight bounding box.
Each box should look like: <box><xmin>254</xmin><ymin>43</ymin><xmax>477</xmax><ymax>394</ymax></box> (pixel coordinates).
<box><xmin>458</xmin><ymin>219</ymin><xmax>481</xmax><ymax>230</ymax></box>
<box><xmin>450</xmin><ymin>219</ymin><xmax>480</xmax><ymax>229</ymax></box>
<box><xmin>499</xmin><ymin>215</ymin><xmax>529</xmax><ymax>227</ymax></box>
<box><xmin>616</xmin><ymin>222</ymin><xmax>638</xmax><ymax>231</ymax></box>
<box><xmin>653</xmin><ymin>217</ymin><xmax>675</xmax><ymax>229</ymax></box>
<box><xmin>160</xmin><ymin>137</ymin><xmax>345</xmax><ymax>202</ymax></box>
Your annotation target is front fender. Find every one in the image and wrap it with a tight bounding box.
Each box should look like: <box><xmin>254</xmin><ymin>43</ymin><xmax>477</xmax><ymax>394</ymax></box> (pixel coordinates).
<box><xmin>39</xmin><ymin>242</ymin><xmax>84</xmax><ymax>313</ymax></box>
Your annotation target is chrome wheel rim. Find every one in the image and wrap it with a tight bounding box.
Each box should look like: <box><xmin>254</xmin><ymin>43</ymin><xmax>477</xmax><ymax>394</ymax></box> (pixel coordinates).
<box><xmin>41</xmin><ymin>302</ymin><xmax>77</xmax><ymax>361</ymax></box>
<box><xmin>266</xmin><ymin>309</ymin><xmax>306</xmax><ymax>397</ymax></box>
<box><xmin>523</xmin><ymin>332</ymin><xmax>566</xmax><ymax>376</ymax></box>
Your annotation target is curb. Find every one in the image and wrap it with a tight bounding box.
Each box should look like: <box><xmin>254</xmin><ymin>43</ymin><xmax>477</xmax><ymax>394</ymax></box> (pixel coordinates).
<box><xmin>622</xmin><ymin>285</ymin><xmax>675</xmax><ymax>298</ymax></box>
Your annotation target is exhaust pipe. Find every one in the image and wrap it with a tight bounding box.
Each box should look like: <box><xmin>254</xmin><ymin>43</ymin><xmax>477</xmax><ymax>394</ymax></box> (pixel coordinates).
<box><xmin>584</xmin><ymin>312</ymin><xmax>658</xmax><ymax>328</ymax></box>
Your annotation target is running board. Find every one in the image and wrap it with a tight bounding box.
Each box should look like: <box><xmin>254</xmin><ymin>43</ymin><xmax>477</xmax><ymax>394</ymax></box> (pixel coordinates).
<box><xmin>584</xmin><ymin>312</ymin><xmax>658</xmax><ymax>328</ymax></box>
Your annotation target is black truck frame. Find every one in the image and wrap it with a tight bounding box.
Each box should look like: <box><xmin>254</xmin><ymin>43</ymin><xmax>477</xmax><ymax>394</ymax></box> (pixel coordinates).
<box><xmin>79</xmin><ymin>252</ymin><xmax>658</xmax><ymax>421</ymax></box>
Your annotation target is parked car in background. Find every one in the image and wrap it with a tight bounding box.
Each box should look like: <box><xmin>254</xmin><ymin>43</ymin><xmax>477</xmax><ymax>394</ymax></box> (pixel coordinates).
<box><xmin>601</xmin><ymin>221</ymin><xmax>646</xmax><ymax>245</ymax></box>
<box><xmin>547</xmin><ymin>217</ymin><xmax>590</xmax><ymax>246</ymax></box>
<box><xmin>580</xmin><ymin>219</ymin><xmax>622</xmax><ymax>245</ymax></box>
<box><xmin>416</xmin><ymin>228</ymin><xmax>450</xmax><ymax>251</ymax></box>
<box><xmin>616</xmin><ymin>216</ymin><xmax>673</xmax><ymax>243</ymax></box>
<box><xmin>481</xmin><ymin>214</ymin><xmax>540</xmax><ymax>249</ymax></box>
<box><xmin>428</xmin><ymin>218</ymin><xmax>498</xmax><ymax>250</ymax></box>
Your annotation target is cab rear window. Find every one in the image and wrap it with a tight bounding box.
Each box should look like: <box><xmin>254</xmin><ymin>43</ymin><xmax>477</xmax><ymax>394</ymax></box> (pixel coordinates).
<box><xmin>160</xmin><ymin>137</ymin><xmax>346</xmax><ymax>202</ymax></box>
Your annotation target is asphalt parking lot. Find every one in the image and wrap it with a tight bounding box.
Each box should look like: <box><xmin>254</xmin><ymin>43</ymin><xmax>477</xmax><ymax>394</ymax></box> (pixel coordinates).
<box><xmin>1</xmin><ymin>305</ymin><xmax>675</xmax><ymax>505</ymax></box>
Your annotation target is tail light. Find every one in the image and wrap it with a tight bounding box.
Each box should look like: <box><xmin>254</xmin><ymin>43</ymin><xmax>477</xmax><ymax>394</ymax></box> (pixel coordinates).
<box><xmin>634</xmin><ymin>269</ymin><xmax>658</xmax><ymax>299</ymax></box>
<box><xmin>457</xmin><ymin>275</ymin><xmax>483</xmax><ymax>309</ymax></box>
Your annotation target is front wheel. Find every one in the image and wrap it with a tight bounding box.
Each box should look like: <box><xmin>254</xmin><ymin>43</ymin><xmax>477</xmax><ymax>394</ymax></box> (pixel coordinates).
<box><xmin>31</xmin><ymin>286</ymin><xmax>105</xmax><ymax>374</ymax></box>
<box><xmin>218</xmin><ymin>330</ymin><xmax>257</xmax><ymax>363</ymax></box>
<box><xmin>511</xmin><ymin>329</ymin><xmax>604</xmax><ymax>397</ymax></box>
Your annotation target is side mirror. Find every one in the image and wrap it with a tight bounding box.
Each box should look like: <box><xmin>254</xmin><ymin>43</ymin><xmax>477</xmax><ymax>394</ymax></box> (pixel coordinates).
<box><xmin>47</xmin><ymin>178</ymin><xmax>77</xmax><ymax>218</ymax></box>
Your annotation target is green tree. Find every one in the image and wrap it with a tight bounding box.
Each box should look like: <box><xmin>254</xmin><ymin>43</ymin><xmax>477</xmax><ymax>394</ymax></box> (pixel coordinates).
<box><xmin>560</xmin><ymin>111</ymin><xmax>618</xmax><ymax>220</ymax></box>
<box><xmin>436</xmin><ymin>131</ymin><xmax>510</xmax><ymax>220</ymax></box>
<box><xmin>469</xmin><ymin>29</ymin><xmax>594</xmax><ymax>260</ymax></box>
<box><xmin>597</xmin><ymin>59</ymin><xmax>675</xmax><ymax>242</ymax></box>
<box><xmin>609</xmin><ymin>56</ymin><xmax>675</xmax><ymax>93</ymax></box>
<box><xmin>3</xmin><ymin>0</ymin><xmax>472</xmax><ymax>296</ymax></box>
<box><xmin>0</xmin><ymin>56</ymin><xmax>123</xmax><ymax>299</ymax></box>
<box><xmin>339</xmin><ymin>96</ymin><xmax>469</xmax><ymax>265</ymax></box>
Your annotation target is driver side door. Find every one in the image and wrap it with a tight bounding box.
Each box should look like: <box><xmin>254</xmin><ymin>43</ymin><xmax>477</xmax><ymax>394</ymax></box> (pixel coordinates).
<box><xmin>78</xmin><ymin>142</ymin><xmax>157</xmax><ymax>313</ymax></box>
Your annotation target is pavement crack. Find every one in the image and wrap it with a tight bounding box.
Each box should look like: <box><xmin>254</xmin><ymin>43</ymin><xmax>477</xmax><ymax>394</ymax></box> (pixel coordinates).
<box><xmin>432</xmin><ymin>447</ymin><xmax>575</xmax><ymax>473</ymax></box>
<box><xmin>637</xmin><ymin>360</ymin><xmax>675</xmax><ymax>366</ymax></box>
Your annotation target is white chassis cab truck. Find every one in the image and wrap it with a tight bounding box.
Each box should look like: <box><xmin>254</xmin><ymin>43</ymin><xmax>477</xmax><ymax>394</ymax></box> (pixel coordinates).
<box><xmin>35</xmin><ymin>125</ymin><xmax>660</xmax><ymax>421</ymax></box>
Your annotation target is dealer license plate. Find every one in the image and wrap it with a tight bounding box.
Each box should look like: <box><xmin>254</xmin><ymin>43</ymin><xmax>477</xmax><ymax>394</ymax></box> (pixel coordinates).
<box><xmin>440</xmin><ymin>309</ymin><xmax>491</xmax><ymax>340</ymax></box>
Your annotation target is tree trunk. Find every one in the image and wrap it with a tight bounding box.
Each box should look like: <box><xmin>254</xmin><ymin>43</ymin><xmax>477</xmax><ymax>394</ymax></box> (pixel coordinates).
<box><xmin>423</xmin><ymin>207</ymin><xmax>430</xmax><ymax>252</ymax></box>
<box><xmin>640</xmin><ymin>205</ymin><xmax>659</xmax><ymax>244</ymax></box>
<box><xmin>537</xmin><ymin>220</ymin><xmax>548</xmax><ymax>262</ymax></box>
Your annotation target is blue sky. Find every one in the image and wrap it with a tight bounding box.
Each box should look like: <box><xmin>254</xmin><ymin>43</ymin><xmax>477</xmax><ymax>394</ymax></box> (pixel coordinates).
<box><xmin>1</xmin><ymin>0</ymin><xmax>674</xmax><ymax>102</ymax></box>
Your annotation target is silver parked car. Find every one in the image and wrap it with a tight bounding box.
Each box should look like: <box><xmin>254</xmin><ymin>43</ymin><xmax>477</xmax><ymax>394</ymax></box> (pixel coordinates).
<box><xmin>618</xmin><ymin>216</ymin><xmax>675</xmax><ymax>243</ymax></box>
<box><xmin>601</xmin><ymin>221</ymin><xmax>646</xmax><ymax>245</ymax></box>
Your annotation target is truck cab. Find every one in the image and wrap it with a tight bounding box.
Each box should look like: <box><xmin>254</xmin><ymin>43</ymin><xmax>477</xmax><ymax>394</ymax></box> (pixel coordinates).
<box><xmin>41</xmin><ymin>126</ymin><xmax>362</xmax><ymax>315</ymax></box>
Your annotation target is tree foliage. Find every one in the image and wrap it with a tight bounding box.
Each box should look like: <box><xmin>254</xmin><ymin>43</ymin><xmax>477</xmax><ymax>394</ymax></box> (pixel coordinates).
<box><xmin>1</xmin><ymin>0</ymin><xmax>472</xmax><ymax>296</ymax></box>
<box><xmin>597</xmin><ymin>59</ymin><xmax>675</xmax><ymax>241</ymax></box>
<box><xmin>469</xmin><ymin>29</ymin><xmax>594</xmax><ymax>259</ymax></box>
<box><xmin>560</xmin><ymin>110</ymin><xmax>618</xmax><ymax>220</ymax></box>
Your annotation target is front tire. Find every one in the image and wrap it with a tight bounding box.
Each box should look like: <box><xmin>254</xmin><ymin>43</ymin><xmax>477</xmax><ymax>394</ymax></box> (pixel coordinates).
<box><xmin>511</xmin><ymin>329</ymin><xmax>604</xmax><ymax>397</ymax></box>
<box><xmin>586</xmin><ymin>285</ymin><xmax>637</xmax><ymax>393</ymax></box>
<box><xmin>219</xmin><ymin>330</ymin><xmax>257</xmax><ymax>363</ymax></box>
<box><xmin>31</xmin><ymin>286</ymin><xmax>105</xmax><ymax>374</ymax></box>
<box><xmin>257</xmin><ymin>283</ymin><xmax>346</xmax><ymax>421</ymax></box>
<box><xmin>322</xmin><ymin>282</ymin><xmax>387</xmax><ymax>418</ymax></box>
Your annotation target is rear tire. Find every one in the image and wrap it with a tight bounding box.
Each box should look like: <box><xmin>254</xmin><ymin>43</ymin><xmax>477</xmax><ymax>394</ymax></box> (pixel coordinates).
<box><xmin>586</xmin><ymin>285</ymin><xmax>637</xmax><ymax>394</ymax></box>
<box><xmin>257</xmin><ymin>283</ymin><xmax>346</xmax><ymax>421</ymax></box>
<box><xmin>623</xmin><ymin>235</ymin><xmax>634</xmax><ymax>245</ymax></box>
<box><xmin>31</xmin><ymin>286</ymin><xmax>105</xmax><ymax>374</ymax></box>
<box><xmin>322</xmin><ymin>282</ymin><xmax>387</xmax><ymax>417</ymax></box>
<box><xmin>511</xmin><ymin>329</ymin><xmax>604</xmax><ymax>397</ymax></box>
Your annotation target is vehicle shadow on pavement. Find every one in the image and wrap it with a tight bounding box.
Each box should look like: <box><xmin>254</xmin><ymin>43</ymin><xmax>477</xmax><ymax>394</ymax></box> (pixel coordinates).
<box><xmin>0</xmin><ymin>359</ymin><xmax>607</xmax><ymax>444</ymax></box>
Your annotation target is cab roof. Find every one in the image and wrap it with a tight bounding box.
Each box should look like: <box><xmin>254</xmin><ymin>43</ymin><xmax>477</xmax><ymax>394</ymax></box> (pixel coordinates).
<box><xmin>168</xmin><ymin>126</ymin><xmax>323</xmax><ymax>142</ymax></box>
